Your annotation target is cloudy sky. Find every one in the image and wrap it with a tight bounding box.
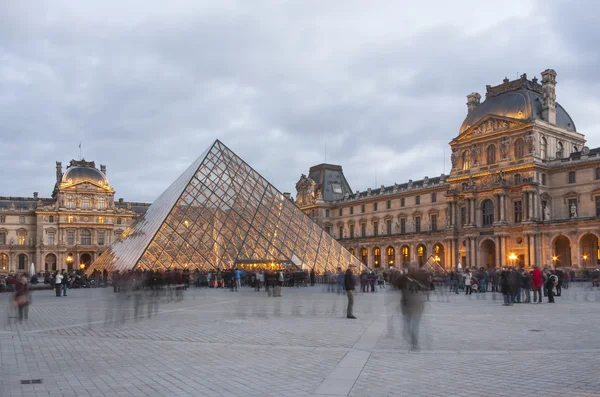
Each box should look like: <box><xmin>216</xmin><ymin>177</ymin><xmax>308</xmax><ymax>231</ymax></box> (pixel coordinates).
<box><xmin>1</xmin><ymin>0</ymin><xmax>599</xmax><ymax>202</ymax></box>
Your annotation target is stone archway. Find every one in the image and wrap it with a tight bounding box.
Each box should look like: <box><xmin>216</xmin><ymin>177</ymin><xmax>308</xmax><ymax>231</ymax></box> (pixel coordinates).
<box><xmin>579</xmin><ymin>233</ymin><xmax>599</xmax><ymax>270</ymax></box>
<box><xmin>80</xmin><ymin>253</ymin><xmax>92</xmax><ymax>270</ymax></box>
<box><xmin>386</xmin><ymin>246</ymin><xmax>395</xmax><ymax>267</ymax></box>
<box><xmin>401</xmin><ymin>245</ymin><xmax>410</xmax><ymax>268</ymax></box>
<box><xmin>45</xmin><ymin>253</ymin><xmax>57</xmax><ymax>271</ymax></box>
<box><xmin>479</xmin><ymin>239</ymin><xmax>496</xmax><ymax>269</ymax></box>
<box><xmin>552</xmin><ymin>235</ymin><xmax>572</xmax><ymax>267</ymax></box>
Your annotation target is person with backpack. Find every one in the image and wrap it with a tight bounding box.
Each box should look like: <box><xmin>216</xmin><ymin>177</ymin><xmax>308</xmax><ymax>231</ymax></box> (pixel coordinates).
<box><xmin>546</xmin><ymin>272</ymin><xmax>557</xmax><ymax>303</ymax></box>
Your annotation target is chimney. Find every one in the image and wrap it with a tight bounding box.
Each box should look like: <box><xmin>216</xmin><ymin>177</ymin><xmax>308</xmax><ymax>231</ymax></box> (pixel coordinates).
<box><xmin>33</xmin><ymin>192</ymin><xmax>38</xmax><ymax>199</ymax></box>
<box><xmin>56</xmin><ymin>161</ymin><xmax>62</xmax><ymax>183</ymax></box>
<box><xmin>118</xmin><ymin>198</ymin><xmax>124</xmax><ymax>203</ymax></box>
<box><xmin>100</xmin><ymin>164</ymin><xmax>106</xmax><ymax>175</ymax></box>
<box><xmin>541</xmin><ymin>69</ymin><xmax>557</xmax><ymax>124</ymax></box>
<box><xmin>466</xmin><ymin>92</ymin><xmax>481</xmax><ymax>114</ymax></box>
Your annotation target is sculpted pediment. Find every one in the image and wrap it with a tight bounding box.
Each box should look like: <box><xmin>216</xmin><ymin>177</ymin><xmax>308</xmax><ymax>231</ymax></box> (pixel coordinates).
<box><xmin>458</xmin><ymin>116</ymin><xmax>525</xmax><ymax>141</ymax></box>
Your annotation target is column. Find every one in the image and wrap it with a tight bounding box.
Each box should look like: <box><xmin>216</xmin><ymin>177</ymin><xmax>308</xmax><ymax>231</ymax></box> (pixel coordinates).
<box><xmin>465</xmin><ymin>237</ymin><xmax>470</xmax><ymax>267</ymax></box>
<box><xmin>494</xmin><ymin>235</ymin><xmax>501</xmax><ymax>268</ymax></box>
<box><xmin>473</xmin><ymin>237</ymin><xmax>479</xmax><ymax>267</ymax></box>
<box><xmin>500</xmin><ymin>195</ymin><xmax>506</xmax><ymax>222</ymax></box>
<box><xmin>448</xmin><ymin>203</ymin><xmax>453</xmax><ymax>227</ymax></box>
<box><xmin>528</xmin><ymin>192</ymin><xmax>534</xmax><ymax>220</ymax></box>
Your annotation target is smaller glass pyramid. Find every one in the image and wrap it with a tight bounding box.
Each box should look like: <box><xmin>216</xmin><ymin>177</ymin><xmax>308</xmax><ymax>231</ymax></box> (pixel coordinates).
<box><xmin>88</xmin><ymin>140</ymin><xmax>367</xmax><ymax>273</ymax></box>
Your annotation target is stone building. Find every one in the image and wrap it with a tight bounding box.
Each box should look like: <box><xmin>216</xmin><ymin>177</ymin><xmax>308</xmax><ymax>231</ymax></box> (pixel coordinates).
<box><xmin>0</xmin><ymin>159</ymin><xmax>149</xmax><ymax>274</ymax></box>
<box><xmin>296</xmin><ymin>69</ymin><xmax>600</xmax><ymax>270</ymax></box>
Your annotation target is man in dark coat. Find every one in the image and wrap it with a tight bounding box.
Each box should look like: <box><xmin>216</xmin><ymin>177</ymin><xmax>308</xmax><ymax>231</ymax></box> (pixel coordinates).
<box><xmin>344</xmin><ymin>265</ymin><xmax>357</xmax><ymax>319</ymax></box>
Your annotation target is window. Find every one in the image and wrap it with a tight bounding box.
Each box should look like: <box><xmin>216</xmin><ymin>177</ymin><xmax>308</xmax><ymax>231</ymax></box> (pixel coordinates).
<box><xmin>18</xmin><ymin>254</ymin><xmax>26</xmax><ymax>270</ymax></box>
<box><xmin>373</xmin><ymin>222</ymin><xmax>379</xmax><ymax>237</ymax></box>
<box><xmin>349</xmin><ymin>248</ymin><xmax>355</xmax><ymax>256</ymax></box>
<box><xmin>350</xmin><ymin>224</ymin><xmax>355</xmax><ymax>238</ymax></box>
<box><xmin>98</xmin><ymin>231</ymin><xmax>105</xmax><ymax>246</ymax></box>
<box><xmin>373</xmin><ymin>202</ymin><xmax>378</xmax><ymax>211</ymax></box>
<box><xmin>557</xmin><ymin>142</ymin><xmax>564</xmax><ymax>159</ymax></box>
<box><xmin>350</xmin><ymin>207</ymin><xmax>354</xmax><ymax>215</ymax></box>
<box><xmin>0</xmin><ymin>231</ymin><xmax>5</xmax><ymax>245</ymax></box>
<box><xmin>596</xmin><ymin>168</ymin><xmax>600</xmax><ymax>180</ymax></box>
<box><xmin>97</xmin><ymin>197</ymin><xmax>106</xmax><ymax>210</ymax></box>
<box><xmin>400</xmin><ymin>218</ymin><xmax>406</xmax><ymax>234</ymax></box>
<box><xmin>431</xmin><ymin>214</ymin><xmax>437</xmax><ymax>232</ymax></box>
<box><xmin>514</xmin><ymin>174</ymin><xmax>521</xmax><ymax>185</ymax></box>
<box><xmin>81</xmin><ymin>230</ymin><xmax>91</xmax><ymax>245</ymax></box>
<box><xmin>462</xmin><ymin>150</ymin><xmax>471</xmax><ymax>170</ymax></box>
<box><xmin>596</xmin><ymin>197</ymin><xmax>600</xmax><ymax>217</ymax></box>
<box><xmin>82</xmin><ymin>196</ymin><xmax>90</xmax><ymax>209</ymax></box>
<box><xmin>0</xmin><ymin>253</ymin><xmax>7</xmax><ymax>270</ymax></box>
<box><xmin>339</xmin><ymin>208</ymin><xmax>342</xmax><ymax>216</ymax></box>
<box><xmin>387</xmin><ymin>246</ymin><xmax>395</xmax><ymax>266</ymax></box>
<box><xmin>387</xmin><ymin>200</ymin><xmax>391</xmax><ymax>209</ymax></box>
<box><xmin>514</xmin><ymin>200</ymin><xmax>523</xmax><ymax>223</ymax></box>
<box><xmin>331</xmin><ymin>182</ymin><xmax>343</xmax><ymax>194</ymax></box>
<box><xmin>514</xmin><ymin>138</ymin><xmax>524</xmax><ymax>159</ymax></box>
<box><xmin>49</xmin><ymin>215</ymin><xmax>54</xmax><ymax>223</ymax></box>
<box><xmin>361</xmin><ymin>248</ymin><xmax>368</xmax><ymax>264</ymax></box>
<box><xmin>324</xmin><ymin>226</ymin><xmax>331</xmax><ymax>235</ymax></box>
<box><xmin>386</xmin><ymin>220</ymin><xmax>392</xmax><ymax>235</ymax></box>
<box><xmin>431</xmin><ymin>193</ymin><xmax>437</xmax><ymax>203</ymax></box>
<box><xmin>0</xmin><ymin>215</ymin><xmax>4</xmax><ymax>223</ymax></box>
<box><xmin>67</xmin><ymin>231</ymin><xmax>74</xmax><ymax>245</ymax></box>
<box><xmin>373</xmin><ymin>247</ymin><xmax>381</xmax><ymax>267</ymax></box>
<box><xmin>415</xmin><ymin>196</ymin><xmax>420</xmax><ymax>205</ymax></box>
<box><xmin>116</xmin><ymin>217</ymin><xmax>122</xmax><ymax>225</ymax></box>
<box><xmin>460</xmin><ymin>206</ymin><xmax>466</xmax><ymax>226</ymax></box>
<box><xmin>541</xmin><ymin>173</ymin><xmax>547</xmax><ymax>185</ymax></box>
<box><xmin>361</xmin><ymin>204</ymin><xmax>365</xmax><ymax>213</ymax></box>
<box><xmin>402</xmin><ymin>246</ymin><xmax>409</xmax><ymax>264</ymax></box>
<box><xmin>18</xmin><ymin>231</ymin><xmax>25</xmax><ymax>245</ymax></box>
<box><xmin>98</xmin><ymin>217</ymin><xmax>105</xmax><ymax>224</ymax></box>
<box><xmin>415</xmin><ymin>216</ymin><xmax>421</xmax><ymax>233</ymax></box>
<box><xmin>540</xmin><ymin>137</ymin><xmax>548</xmax><ymax>159</ymax></box>
<box><xmin>361</xmin><ymin>223</ymin><xmax>366</xmax><ymax>237</ymax></box>
<box><xmin>482</xmin><ymin>199</ymin><xmax>494</xmax><ymax>226</ymax></box>
<box><xmin>67</xmin><ymin>196</ymin><xmax>75</xmax><ymax>209</ymax></box>
<box><xmin>325</xmin><ymin>209</ymin><xmax>330</xmax><ymax>217</ymax></box>
<box><xmin>401</xmin><ymin>198</ymin><xmax>405</xmax><ymax>207</ymax></box>
<box><xmin>568</xmin><ymin>171</ymin><xmax>576</xmax><ymax>184</ymax></box>
<box><xmin>487</xmin><ymin>144</ymin><xmax>496</xmax><ymax>164</ymax></box>
<box><xmin>19</xmin><ymin>216</ymin><xmax>25</xmax><ymax>224</ymax></box>
<box><xmin>338</xmin><ymin>226</ymin><xmax>343</xmax><ymax>238</ymax></box>
<box><xmin>568</xmin><ymin>199</ymin><xmax>577</xmax><ymax>218</ymax></box>
<box><xmin>47</xmin><ymin>231</ymin><xmax>55</xmax><ymax>245</ymax></box>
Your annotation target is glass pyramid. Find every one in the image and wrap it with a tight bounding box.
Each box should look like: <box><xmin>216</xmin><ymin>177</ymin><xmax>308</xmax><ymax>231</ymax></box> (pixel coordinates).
<box><xmin>88</xmin><ymin>140</ymin><xmax>367</xmax><ymax>273</ymax></box>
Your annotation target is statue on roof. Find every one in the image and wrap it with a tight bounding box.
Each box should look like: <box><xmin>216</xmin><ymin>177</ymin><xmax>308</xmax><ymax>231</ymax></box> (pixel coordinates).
<box><xmin>295</xmin><ymin>174</ymin><xmax>316</xmax><ymax>207</ymax></box>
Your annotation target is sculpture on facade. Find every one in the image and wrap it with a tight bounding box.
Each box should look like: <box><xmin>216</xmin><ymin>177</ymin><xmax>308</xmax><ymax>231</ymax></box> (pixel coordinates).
<box><xmin>451</xmin><ymin>149</ymin><xmax>458</xmax><ymax>169</ymax></box>
<box><xmin>570</xmin><ymin>202</ymin><xmax>578</xmax><ymax>218</ymax></box>
<box><xmin>525</xmin><ymin>132</ymin><xmax>535</xmax><ymax>154</ymax></box>
<box><xmin>499</xmin><ymin>137</ymin><xmax>510</xmax><ymax>159</ymax></box>
<box><xmin>471</xmin><ymin>144</ymin><xmax>480</xmax><ymax>165</ymax></box>
<box><xmin>295</xmin><ymin>174</ymin><xmax>316</xmax><ymax>206</ymax></box>
<box><xmin>544</xmin><ymin>205</ymin><xmax>551</xmax><ymax>221</ymax></box>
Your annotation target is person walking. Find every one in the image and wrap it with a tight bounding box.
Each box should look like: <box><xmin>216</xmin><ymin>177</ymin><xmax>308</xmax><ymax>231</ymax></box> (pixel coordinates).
<box><xmin>54</xmin><ymin>271</ymin><xmax>63</xmax><ymax>297</ymax></box>
<box><xmin>14</xmin><ymin>274</ymin><xmax>30</xmax><ymax>322</ymax></box>
<box><xmin>344</xmin><ymin>265</ymin><xmax>357</xmax><ymax>319</ymax></box>
<box><xmin>61</xmin><ymin>269</ymin><xmax>68</xmax><ymax>296</ymax></box>
<box><xmin>501</xmin><ymin>269</ymin><xmax>512</xmax><ymax>306</ymax></box>
<box><xmin>234</xmin><ymin>268</ymin><xmax>241</xmax><ymax>291</ymax></box>
<box><xmin>532</xmin><ymin>265</ymin><xmax>543</xmax><ymax>303</ymax></box>
<box><xmin>546</xmin><ymin>272</ymin><xmax>557</xmax><ymax>303</ymax></box>
<box><xmin>522</xmin><ymin>269</ymin><xmax>532</xmax><ymax>303</ymax></box>
<box><xmin>464</xmin><ymin>270</ymin><xmax>473</xmax><ymax>295</ymax></box>
<box><xmin>310</xmin><ymin>268</ymin><xmax>315</xmax><ymax>286</ymax></box>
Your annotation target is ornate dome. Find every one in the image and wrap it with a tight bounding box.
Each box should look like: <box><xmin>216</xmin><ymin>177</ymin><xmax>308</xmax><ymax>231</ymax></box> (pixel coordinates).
<box><xmin>62</xmin><ymin>165</ymin><xmax>109</xmax><ymax>186</ymax></box>
<box><xmin>459</xmin><ymin>74</ymin><xmax>576</xmax><ymax>134</ymax></box>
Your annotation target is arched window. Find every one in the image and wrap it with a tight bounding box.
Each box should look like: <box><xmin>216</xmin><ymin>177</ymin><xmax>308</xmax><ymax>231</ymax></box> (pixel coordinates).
<box><xmin>98</xmin><ymin>217</ymin><xmax>104</xmax><ymax>224</ymax></box>
<box><xmin>514</xmin><ymin>138</ymin><xmax>524</xmax><ymax>159</ymax></box>
<box><xmin>557</xmin><ymin>141</ymin><xmax>564</xmax><ymax>159</ymax></box>
<box><xmin>514</xmin><ymin>174</ymin><xmax>521</xmax><ymax>185</ymax></box>
<box><xmin>482</xmin><ymin>199</ymin><xmax>494</xmax><ymax>226</ymax></box>
<box><xmin>540</xmin><ymin>137</ymin><xmax>548</xmax><ymax>159</ymax></box>
<box><xmin>82</xmin><ymin>197</ymin><xmax>90</xmax><ymax>209</ymax></box>
<box><xmin>0</xmin><ymin>253</ymin><xmax>8</xmax><ymax>271</ymax></box>
<box><xmin>462</xmin><ymin>150</ymin><xmax>471</xmax><ymax>171</ymax></box>
<box><xmin>81</xmin><ymin>230</ymin><xmax>92</xmax><ymax>245</ymax></box>
<box><xmin>373</xmin><ymin>247</ymin><xmax>381</xmax><ymax>267</ymax></box>
<box><xmin>386</xmin><ymin>246</ymin><xmax>395</xmax><ymax>266</ymax></box>
<box><xmin>360</xmin><ymin>248</ymin><xmax>368</xmax><ymax>264</ymax></box>
<box><xmin>401</xmin><ymin>246</ymin><xmax>410</xmax><ymax>265</ymax></box>
<box><xmin>487</xmin><ymin>145</ymin><xmax>496</xmax><ymax>164</ymax></box>
<box><xmin>349</xmin><ymin>248</ymin><xmax>355</xmax><ymax>256</ymax></box>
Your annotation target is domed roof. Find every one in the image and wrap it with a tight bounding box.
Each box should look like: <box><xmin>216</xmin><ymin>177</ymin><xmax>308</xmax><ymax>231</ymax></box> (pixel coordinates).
<box><xmin>62</xmin><ymin>166</ymin><xmax>109</xmax><ymax>186</ymax></box>
<box><xmin>459</xmin><ymin>76</ymin><xmax>576</xmax><ymax>135</ymax></box>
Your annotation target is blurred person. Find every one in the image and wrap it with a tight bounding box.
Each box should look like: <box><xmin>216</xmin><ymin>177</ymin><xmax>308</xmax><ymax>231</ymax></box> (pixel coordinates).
<box><xmin>234</xmin><ymin>268</ymin><xmax>241</xmax><ymax>291</ymax></box>
<box><xmin>546</xmin><ymin>272</ymin><xmax>557</xmax><ymax>303</ymax></box>
<box><xmin>14</xmin><ymin>273</ymin><xmax>30</xmax><ymax>322</ymax></box>
<box><xmin>501</xmin><ymin>268</ymin><xmax>512</xmax><ymax>306</ymax></box>
<box><xmin>532</xmin><ymin>265</ymin><xmax>543</xmax><ymax>303</ymax></box>
<box><xmin>521</xmin><ymin>269</ymin><xmax>532</xmax><ymax>303</ymax></box>
<box><xmin>344</xmin><ymin>264</ymin><xmax>357</xmax><ymax>319</ymax></box>
<box><xmin>310</xmin><ymin>268</ymin><xmax>315</xmax><ymax>286</ymax></box>
<box><xmin>61</xmin><ymin>269</ymin><xmax>68</xmax><ymax>296</ymax></box>
<box><xmin>54</xmin><ymin>270</ymin><xmax>63</xmax><ymax>297</ymax></box>
<box><xmin>464</xmin><ymin>270</ymin><xmax>473</xmax><ymax>295</ymax></box>
<box><xmin>511</xmin><ymin>268</ymin><xmax>522</xmax><ymax>303</ymax></box>
<box><xmin>393</xmin><ymin>268</ymin><xmax>427</xmax><ymax>350</ymax></box>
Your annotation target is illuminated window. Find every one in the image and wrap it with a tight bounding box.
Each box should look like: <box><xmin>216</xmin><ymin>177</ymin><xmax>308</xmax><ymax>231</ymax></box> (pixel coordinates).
<box><xmin>386</xmin><ymin>246</ymin><xmax>394</xmax><ymax>266</ymax></box>
<box><xmin>98</xmin><ymin>217</ymin><xmax>105</xmax><ymax>224</ymax></box>
<box><xmin>373</xmin><ymin>247</ymin><xmax>381</xmax><ymax>267</ymax></box>
<box><xmin>0</xmin><ymin>253</ymin><xmax>7</xmax><ymax>269</ymax></box>
<box><xmin>514</xmin><ymin>138</ymin><xmax>524</xmax><ymax>159</ymax></box>
<box><xmin>68</xmin><ymin>216</ymin><xmax>74</xmax><ymax>223</ymax></box>
<box><xmin>80</xmin><ymin>230</ymin><xmax>91</xmax><ymax>245</ymax></box>
<box><xmin>360</xmin><ymin>248</ymin><xmax>368</xmax><ymax>264</ymax></box>
<box><xmin>349</xmin><ymin>248</ymin><xmax>355</xmax><ymax>256</ymax></box>
<box><xmin>18</xmin><ymin>232</ymin><xmax>26</xmax><ymax>245</ymax></box>
<box><xmin>462</xmin><ymin>150</ymin><xmax>471</xmax><ymax>170</ymax></box>
<box><xmin>487</xmin><ymin>144</ymin><xmax>496</xmax><ymax>164</ymax></box>
<box><xmin>418</xmin><ymin>245</ymin><xmax>424</xmax><ymax>257</ymax></box>
<box><xmin>402</xmin><ymin>246</ymin><xmax>409</xmax><ymax>264</ymax></box>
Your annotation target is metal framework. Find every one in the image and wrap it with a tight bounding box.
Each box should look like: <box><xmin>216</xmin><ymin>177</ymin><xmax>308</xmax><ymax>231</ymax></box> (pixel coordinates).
<box><xmin>87</xmin><ymin>140</ymin><xmax>366</xmax><ymax>273</ymax></box>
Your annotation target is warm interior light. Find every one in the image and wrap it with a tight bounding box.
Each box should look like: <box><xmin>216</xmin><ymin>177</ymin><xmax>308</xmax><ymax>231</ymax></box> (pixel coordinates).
<box><xmin>552</xmin><ymin>255</ymin><xmax>558</xmax><ymax>261</ymax></box>
<box><xmin>583</xmin><ymin>254</ymin><xmax>588</xmax><ymax>260</ymax></box>
<box><xmin>508</xmin><ymin>253</ymin><xmax>517</xmax><ymax>260</ymax></box>
<box><xmin>80</xmin><ymin>264</ymin><xmax>85</xmax><ymax>269</ymax></box>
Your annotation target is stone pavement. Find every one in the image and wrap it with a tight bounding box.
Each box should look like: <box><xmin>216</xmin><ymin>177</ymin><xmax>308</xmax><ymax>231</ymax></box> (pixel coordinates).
<box><xmin>1</xmin><ymin>284</ymin><xmax>599</xmax><ymax>397</ymax></box>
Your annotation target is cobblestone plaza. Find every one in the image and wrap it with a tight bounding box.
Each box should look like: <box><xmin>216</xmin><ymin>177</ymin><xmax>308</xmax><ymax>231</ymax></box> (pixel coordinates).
<box><xmin>2</xmin><ymin>286</ymin><xmax>599</xmax><ymax>397</ymax></box>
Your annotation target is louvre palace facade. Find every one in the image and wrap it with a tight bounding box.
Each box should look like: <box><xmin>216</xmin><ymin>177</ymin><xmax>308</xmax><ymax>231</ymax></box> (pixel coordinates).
<box><xmin>297</xmin><ymin>69</ymin><xmax>600</xmax><ymax>271</ymax></box>
<box><xmin>0</xmin><ymin>160</ymin><xmax>149</xmax><ymax>274</ymax></box>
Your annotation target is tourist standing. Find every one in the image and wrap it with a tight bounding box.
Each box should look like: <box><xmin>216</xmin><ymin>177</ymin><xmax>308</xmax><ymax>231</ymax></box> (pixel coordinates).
<box><xmin>344</xmin><ymin>265</ymin><xmax>357</xmax><ymax>319</ymax></box>
<box><xmin>464</xmin><ymin>270</ymin><xmax>473</xmax><ymax>295</ymax></box>
<box><xmin>521</xmin><ymin>269</ymin><xmax>532</xmax><ymax>303</ymax></box>
<box><xmin>310</xmin><ymin>268</ymin><xmax>315</xmax><ymax>286</ymax></box>
<box><xmin>54</xmin><ymin>271</ymin><xmax>63</xmax><ymax>297</ymax></box>
<box><xmin>61</xmin><ymin>269</ymin><xmax>68</xmax><ymax>296</ymax></box>
<box><xmin>234</xmin><ymin>268</ymin><xmax>241</xmax><ymax>291</ymax></box>
<box><xmin>501</xmin><ymin>269</ymin><xmax>511</xmax><ymax>306</ymax></box>
<box><xmin>546</xmin><ymin>272</ymin><xmax>556</xmax><ymax>303</ymax></box>
<box><xmin>532</xmin><ymin>265</ymin><xmax>543</xmax><ymax>303</ymax></box>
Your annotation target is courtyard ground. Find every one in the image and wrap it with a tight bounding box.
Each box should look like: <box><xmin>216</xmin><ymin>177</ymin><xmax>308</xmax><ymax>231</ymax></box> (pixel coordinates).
<box><xmin>1</xmin><ymin>284</ymin><xmax>599</xmax><ymax>397</ymax></box>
